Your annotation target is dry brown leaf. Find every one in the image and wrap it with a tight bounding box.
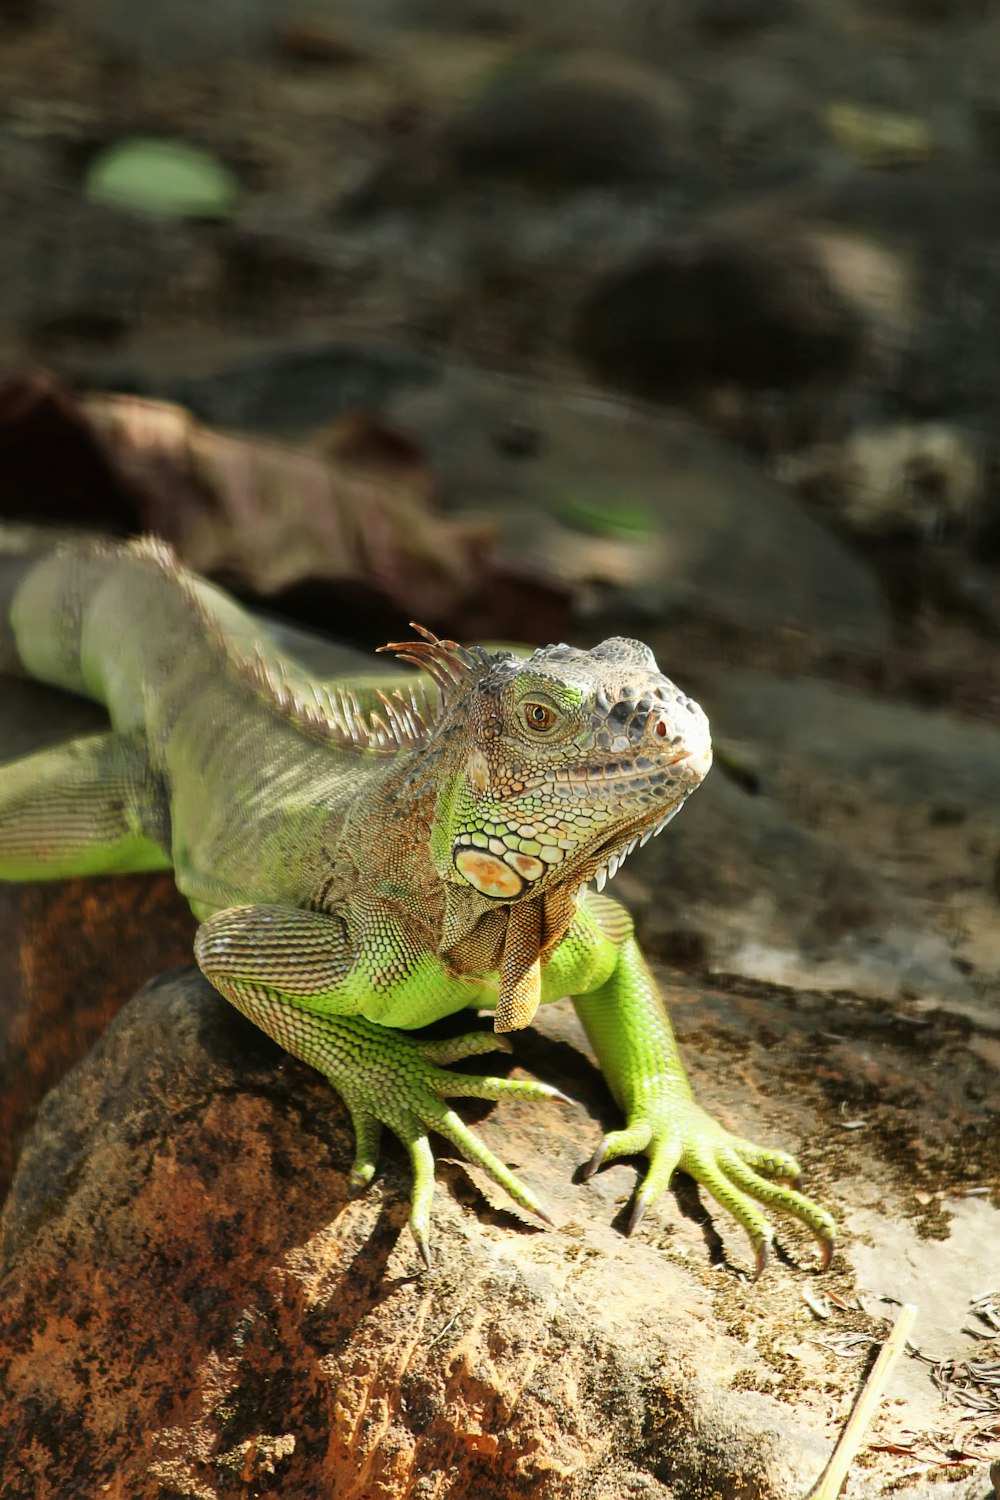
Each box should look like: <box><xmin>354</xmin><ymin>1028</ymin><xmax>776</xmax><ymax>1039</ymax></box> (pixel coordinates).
<box><xmin>81</xmin><ymin>393</ymin><xmax>493</xmax><ymax>619</ymax></box>
<box><xmin>0</xmin><ymin>371</ymin><xmax>570</xmax><ymax>638</ymax></box>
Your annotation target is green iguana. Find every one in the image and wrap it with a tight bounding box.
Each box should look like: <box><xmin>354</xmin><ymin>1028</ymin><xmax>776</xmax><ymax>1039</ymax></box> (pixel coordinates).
<box><xmin>0</xmin><ymin>537</ymin><xmax>835</xmax><ymax>1274</ymax></box>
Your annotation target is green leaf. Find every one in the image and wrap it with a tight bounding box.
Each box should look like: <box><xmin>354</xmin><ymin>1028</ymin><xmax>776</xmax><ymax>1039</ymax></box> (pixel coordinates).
<box><xmin>84</xmin><ymin>138</ymin><xmax>242</xmax><ymax>220</ymax></box>
<box><xmin>555</xmin><ymin>495</ymin><xmax>652</xmax><ymax>540</ymax></box>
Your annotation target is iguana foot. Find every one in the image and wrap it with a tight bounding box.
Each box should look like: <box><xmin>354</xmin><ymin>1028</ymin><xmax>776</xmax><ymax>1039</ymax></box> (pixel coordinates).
<box><xmin>581</xmin><ymin>1095</ymin><xmax>835</xmax><ymax>1276</ymax></box>
<box><xmin>201</xmin><ymin>961</ymin><xmax>569</xmax><ymax>1264</ymax></box>
<box><xmin>310</xmin><ymin>1016</ymin><xmax>565</xmax><ymax>1263</ymax></box>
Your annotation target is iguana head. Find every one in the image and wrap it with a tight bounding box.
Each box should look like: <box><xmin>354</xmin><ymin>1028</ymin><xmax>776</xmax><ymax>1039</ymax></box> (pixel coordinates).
<box><xmin>427</xmin><ymin>636</ymin><xmax>711</xmax><ymax>899</ymax></box>
<box><xmin>379</xmin><ymin>630</ymin><xmax>711</xmax><ymax>1031</ymax></box>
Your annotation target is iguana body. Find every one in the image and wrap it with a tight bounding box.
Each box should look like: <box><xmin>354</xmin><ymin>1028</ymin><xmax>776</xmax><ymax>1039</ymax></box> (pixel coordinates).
<box><xmin>0</xmin><ymin>537</ymin><xmax>834</xmax><ymax>1272</ymax></box>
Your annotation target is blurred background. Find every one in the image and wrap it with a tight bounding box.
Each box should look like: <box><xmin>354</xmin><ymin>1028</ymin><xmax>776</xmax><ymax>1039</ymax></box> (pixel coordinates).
<box><xmin>2</xmin><ymin>0</ymin><xmax>1000</xmax><ymax>650</ymax></box>
<box><xmin>2</xmin><ymin>4</ymin><xmax>1000</xmax><ymax>1044</ymax></box>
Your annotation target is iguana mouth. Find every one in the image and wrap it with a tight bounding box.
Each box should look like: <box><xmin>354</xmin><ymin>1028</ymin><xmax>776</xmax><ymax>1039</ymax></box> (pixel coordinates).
<box><xmin>559</xmin><ymin>749</ymin><xmax>701</xmax><ymax>787</ymax></box>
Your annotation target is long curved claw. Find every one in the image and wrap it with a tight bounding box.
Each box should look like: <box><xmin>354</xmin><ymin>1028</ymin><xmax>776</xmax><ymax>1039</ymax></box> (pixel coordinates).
<box><xmin>626</xmin><ymin>1194</ymin><xmax>650</xmax><ymax>1236</ymax></box>
<box><xmin>413</xmin><ymin>1228</ymin><xmax>433</xmax><ymax>1270</ymax></box>
<box><xmin>754</xmin><ymin>1236</ymin><xmax>772</xmax><ymax>1280</ymax></box>
<box><xmin>581</xmin><ymin>1123</ymin><xmax>655</xmax><ymax>1183</ymax></box>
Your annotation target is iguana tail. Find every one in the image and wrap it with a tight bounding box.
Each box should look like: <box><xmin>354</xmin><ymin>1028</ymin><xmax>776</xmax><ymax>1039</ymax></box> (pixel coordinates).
<box><xmin>0</xmin><ymin>526</ymin><xmax>52</xmax><ymax>676</ymax></box>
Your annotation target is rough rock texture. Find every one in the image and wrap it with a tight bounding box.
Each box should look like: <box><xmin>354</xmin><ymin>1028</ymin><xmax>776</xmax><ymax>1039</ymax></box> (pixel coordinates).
<box><xmin>0</xmin><ymin>952</ymin><xmax>996</xmax><ymax>1499</ymax></box>
<box><xmin>0</xmin><ymin>678</ymin><xmax>197</xmax><ymax>1192</ymax></box>
<box><xmin>0</xmin><ymin>874</ymin><xmax>195</xmax><ymax>1195</ymax></box>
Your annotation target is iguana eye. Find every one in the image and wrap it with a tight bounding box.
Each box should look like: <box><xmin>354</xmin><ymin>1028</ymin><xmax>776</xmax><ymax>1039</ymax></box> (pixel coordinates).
<box><xmin>524</xmin><ymin>701</ymin><xmax>557</xmax><ymax>731</ymax></box>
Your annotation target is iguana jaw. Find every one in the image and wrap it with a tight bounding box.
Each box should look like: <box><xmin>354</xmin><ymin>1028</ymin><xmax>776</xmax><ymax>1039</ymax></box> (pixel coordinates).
<box><xmin>443</xmin><ymin>728</ymin><xmax>711</xmax><ymax>906</ymax></box>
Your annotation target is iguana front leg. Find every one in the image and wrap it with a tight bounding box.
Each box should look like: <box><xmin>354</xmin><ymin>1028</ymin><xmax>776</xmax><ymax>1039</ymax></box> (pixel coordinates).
<box><xmin>194</xmin><ymin>904</ymin><xmax>566</xmax><ymax>1263</ymax></box>
<box><xmin>0</xmin><ymin>731</ymin><xmax>171</xmax><ymax>879</ymax></box>
<box><xmin>567</xmin><ymin>895</ymin><xmax>836</xmax><ymax>1275</ymax></box>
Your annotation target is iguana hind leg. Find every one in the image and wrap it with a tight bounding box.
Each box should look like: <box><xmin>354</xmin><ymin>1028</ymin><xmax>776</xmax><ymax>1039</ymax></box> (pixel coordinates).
<box><xmin>0</xmin><ymin>731</ymin><xmax>171</xmax><ymax>879</ymax></box>
<box><xmin>195</xmin><ymin>903</ymin><xmax>566</xmax><ymax>1262</ymax></box>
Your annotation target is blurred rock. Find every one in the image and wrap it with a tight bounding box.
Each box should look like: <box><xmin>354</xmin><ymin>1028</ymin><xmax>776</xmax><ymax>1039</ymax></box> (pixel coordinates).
<box><xmin>384</xmin><ymin>366</ymin><xmax>889</xmax><ymax>646</ymax></box>
<box><xmin>89</xmin><ymin>339</ymin><xmax>438</xmax><ymax>439</ymax></box>
<box><xmin>705</xmin><ymin>668</ymin><xmax>1000</xmax><ymax>814</ymax></box>
<box><xmin>693</xmin><ymin>0</ymin><xmax>792</xmax><ymax>31</ymax></box>
<box><xmin>48</xmin><ymin>0</ymin><xmax>394</xmax><ymax>65</ymax></box>
<box><xmin>0</xmin><ymin>0</ymin><xmax>41</xmax><ymax>26</ymax></box>
<box><xmin>0</xmin><ymin>191</ymin><xmax>218</xmax><ymax>349</ymax></box>
<box><xmin>631</xmin><ymin>767</ymin><xmax>969</xmax><ymax>1006</ymax></box>
<box><xmin>269</xmin><ymin>15</ymin><xmax>367</xmax><ymax>65</ymax></box>
<box><xmin>445</xmin><ymin>51</ymin><xmax>691</xmax><ymax>187</ymax></box>
<box><xmin>780</xmin><ymin>422</ymin><xmax>985</xmax><ymax>542</ymax></box>
<box><xmin>575</xmin><ymin>235</ymin><xmax>864</xmax><ymax>401</ymax></box>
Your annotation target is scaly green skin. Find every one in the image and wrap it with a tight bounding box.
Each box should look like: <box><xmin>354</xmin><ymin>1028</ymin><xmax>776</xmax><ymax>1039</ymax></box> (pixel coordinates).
<box><xmin>0</xmin><ymin>537</ymin><xmax>835</xmax><ymax>1274</ymax></box>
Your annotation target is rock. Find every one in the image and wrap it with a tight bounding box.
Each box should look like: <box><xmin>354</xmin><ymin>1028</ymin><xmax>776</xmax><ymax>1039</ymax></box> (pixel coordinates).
<box><xmin>0</xmin><ymin>876</ymin><xmax>196</xmax><ymax>1197</ymax></box>
<box><xmin>574</xmin><ymin>235</ymin><xmax>864</xmax><ymax>401</ymax></box>
<box><xmin>820</xmin><ymin>173</ymin><xmax>1000</xmax><ymax>418</ymax></box>
<box><xmin>693</xmin><ymin>0</ymin><xmax>792</xmax><ymax>31</ymax></box>
<box><xmin>269</xmin><ymin>15</ymin><xmax>367</xmax><ymax>65</ymax></box>
<box><xmin>384</xmin><ymin>366</ymin><xmax>889</xmax><ymax>647</ymax></box>
<box><xmin>779</xmin><ymin>422</ymin><xmax>984</xmax><ymax>543</ymax></box>
<box><xmin>88</xmin><ymin>339</ymin><xmax>438</xmax><ymax>440</ymax></box>
<box><xmin>625</xmin><ymin>765</ymin><xmax>970</xmax><ymax>1007</ymax></box>
<box><xmin>48</xmin><ymin>0</ymin><xmax>388</xmax><ymax>66</ymax></box>
<box><xmin>0</xmin><ymin>0</ymin><xmax>41</xmax><ymax>24</ymax></box>
<box><xmin>1</xmin><ymin>960</ymin><xmax>996</xmax><ymax>1498</ymax></box>
<box><xmin>0</xmin><ymin>677</ymin><xmax>196</xmax><ymax>1195</ymax></box>
<box><xmin>445</xmin><ymin>51</ymin><xmax>691</xmax><ymax>187</ymax></box>
<box><xmin>0</xmin><ymin>192</ymin><xmax>217</xmax><ymax>349</ymax></box>
<box><xmin>705</xmin><ymin>668</ymin><xmax>1000</xmax><ymax>814</ymax></box>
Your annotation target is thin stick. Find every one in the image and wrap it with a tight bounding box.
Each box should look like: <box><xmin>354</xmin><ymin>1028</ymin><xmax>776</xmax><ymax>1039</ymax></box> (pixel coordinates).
<box><xmin>806</xmin><ymin>1302</ymin><xmax>918</xmax><ymax>1500</ymax></box>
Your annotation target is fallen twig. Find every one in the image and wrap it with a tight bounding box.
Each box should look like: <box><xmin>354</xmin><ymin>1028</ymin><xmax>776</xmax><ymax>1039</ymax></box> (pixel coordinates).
<box><xmin>806</xmin><ymin>1302</ymin><xmax>918</xmax><ymax>1500</ymax></box>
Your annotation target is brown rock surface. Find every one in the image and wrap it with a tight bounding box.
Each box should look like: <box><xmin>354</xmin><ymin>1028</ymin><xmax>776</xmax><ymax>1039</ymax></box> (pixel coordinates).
<box><xmin>0</xmin><ymin>959</ymin><xmax>996</xmax><ymax>1498</ymax></box>
<box><xmin>0</xmin><ymin>874</ymin><xmax>196</xmax><ymax>1196</ymax></box>
<box><xmin>0</xmin><ymin>676</ymin><xmax>197</xmax><ymax>1193</ymax></box>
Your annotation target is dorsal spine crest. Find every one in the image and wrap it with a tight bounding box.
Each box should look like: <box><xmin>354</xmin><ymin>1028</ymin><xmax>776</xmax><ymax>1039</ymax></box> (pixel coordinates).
<box><xmin>117</xmin><ymin>540</ymin><xmax>454</xmax><ymax>753</ymax></box>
